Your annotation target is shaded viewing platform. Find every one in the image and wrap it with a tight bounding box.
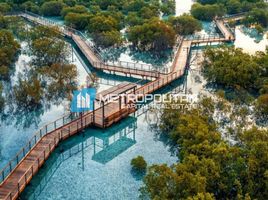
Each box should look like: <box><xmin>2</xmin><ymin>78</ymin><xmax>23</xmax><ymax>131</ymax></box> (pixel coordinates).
<box><xmin>0</xmin><ymin>11</ymin><xmax>245</xmax><ymax>200</ymax></box>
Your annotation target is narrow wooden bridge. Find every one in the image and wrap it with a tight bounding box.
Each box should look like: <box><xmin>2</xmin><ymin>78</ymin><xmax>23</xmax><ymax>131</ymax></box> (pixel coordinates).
<box><xmin>0</xmin><ymin>12</ymin><xmax>244</xmax><ymax>200</ymax></box>
<box><xmin>19</xmin><ymin>12</ymin><xmax>167</xmax><ymax>78</ymax></box>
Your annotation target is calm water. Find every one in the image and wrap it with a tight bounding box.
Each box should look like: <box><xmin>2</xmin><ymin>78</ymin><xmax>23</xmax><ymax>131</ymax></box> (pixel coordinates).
<box><xmin>0</xmin><ymin>41</ymin><xmax>140</xmax><ymax>170</ymax></box>
<box><xmin>21</xmin><ymin>113</ymin><xmax>178</xmax><ymax>200</ymax></box>
<box><xmin>234</xmin><ymin>26</ymin><xmax>268</xmax><ymax>54</ymax></box>
<box><xmin>1</xmin><ymin>2</ymin><xmax>268</xmax><ymax>199</ymax></box>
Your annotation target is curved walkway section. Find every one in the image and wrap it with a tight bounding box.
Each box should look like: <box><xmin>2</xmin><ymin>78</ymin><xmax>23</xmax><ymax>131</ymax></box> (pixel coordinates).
<box><xmin>0</xmin><ymin>11</ymin><xmax>244</xmax><ymax>200</ymax></box>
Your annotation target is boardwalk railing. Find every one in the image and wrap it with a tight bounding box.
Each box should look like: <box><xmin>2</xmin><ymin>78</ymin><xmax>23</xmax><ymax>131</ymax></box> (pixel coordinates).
<box><xmin>222</xmin><ymin>12</ymin><xmax>247</xmax><ymax>20</ymax></box>
<box><xmin>136</xmin><ymin>70</ymin><xmax>183</xmax><ymax>96</ymax></box>
<box><xmin>2</xmin><ymin>114</ymin><xmax>94</xmax><ymax>200</ymax></box>
<box><xmin>0</xmin><ymin>112</ymin><xmax>82</xmax><ymax>185</ymax></box>
<box><xmin>21</xmin><ymin>11</ymin><xmax>103</xmax><ymax>61</ymax></box>
<box><xmin>184</xmin><ymin>34</ymin><xmax>223</xmax><ymax>42</ymax></box>
<box><xmin>93</xmin><ymin>61</ymin><xmax>168</xmax><ymax>77</ymax></box>
<box><xmin>20</xmin><ymin>11</ymin><xmax>175</xmax><ymax>76</ymax></box>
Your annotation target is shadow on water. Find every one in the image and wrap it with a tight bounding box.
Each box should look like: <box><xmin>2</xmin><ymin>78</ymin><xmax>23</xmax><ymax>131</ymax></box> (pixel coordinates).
<box><xmin>127</xmin><ymin>46</ymin><xmax>173</xmax><ymax>67</ymax></box>
<box><xmin>21</xmin><ymin>116</ymin><xmax>137</xmax><ymax>200</ymax></box>
<box><xmin>20</xmin><ymin>68</ymin><xmax>187</xmax><ymax>199</ymax></box>
<box><xmin>239</xmin><ymin>26</ymin><xmax>266</xmax><ymax>43</ymax></box>
<box><xmin>100</xmin><ymin>46</ymin><xmax>128</xmax><ymax>62</ymax></box>
<box><xmin>69</xmin><ymin>39</ymin><xmax>150</xmax><ymax>84</ymax></box>
<box><xmin>130</xmin><ymin>168</ymin><xmax>146</xmax><ymax>181</ymax></box>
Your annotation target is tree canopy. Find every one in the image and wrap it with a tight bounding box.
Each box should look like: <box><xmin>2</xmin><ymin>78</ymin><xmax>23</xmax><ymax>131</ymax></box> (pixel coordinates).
<box><xmin>0</xmin><ymin>29</ymin><xmax>20</xmax><ymax>79</ymax></box>
<box><xmin>168</xmin><ymin>14</ymin><xmax>202</xmax><ymax>35</ymax></box>
<box><xmin>190</xmin><ymin>3</ymin><xmax>226</xmax><ymax>21</ymax></box>
<box><xmin>141</xmin><ymin>100</ymin><xmax>268</xmax><ymax>199</ymax></box>
<box><xmin>127</xmin><ymin>18</ymin><xmax>176</xmax><ymax>51</ymax></box>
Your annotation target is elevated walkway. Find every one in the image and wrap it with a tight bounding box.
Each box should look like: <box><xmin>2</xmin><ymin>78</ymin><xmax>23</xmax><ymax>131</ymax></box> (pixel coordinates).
<box><xmin>0</xmin><ymin>11</ymin><xmax>245</xmax><ymax>200</ymax></box>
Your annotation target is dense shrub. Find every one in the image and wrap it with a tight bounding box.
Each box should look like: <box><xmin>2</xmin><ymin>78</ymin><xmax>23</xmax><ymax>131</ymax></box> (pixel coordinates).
<box><xmin>191</xmin><ymin>3</ymin><xmax>226</xmax><ymax>21</ymax></box>
<box><xmin>169</xmin><ymin>14</ymin><xmax>202</xmax><ymax>35</ymax></box>
<box><xmin>41</xmin><ymin>1</ymin><xmax>65</xmax><ymax>16</ymax></box>
<box><xmin>131</xmin><ymin>156</ymin><xmax>147</xmax><ymax>172</ymax></box>
<box><xmin>127</xmin><ymin>18</ymin><xmax>176</xmax><ymax>51</ymax></box>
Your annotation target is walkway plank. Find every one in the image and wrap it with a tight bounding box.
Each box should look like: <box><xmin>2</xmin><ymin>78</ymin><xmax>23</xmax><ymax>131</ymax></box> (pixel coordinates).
<box><xmin>0</xmin><ymin>11</ymin><xmax>243</xmax><ymax>200</ymax></box>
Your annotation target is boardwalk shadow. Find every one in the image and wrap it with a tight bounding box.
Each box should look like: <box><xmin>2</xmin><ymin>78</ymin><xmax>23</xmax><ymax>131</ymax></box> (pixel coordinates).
<box><xmin>130</xmin><ymin>168</ymin><xmax>146</xmax><ymax>181</ymax></box>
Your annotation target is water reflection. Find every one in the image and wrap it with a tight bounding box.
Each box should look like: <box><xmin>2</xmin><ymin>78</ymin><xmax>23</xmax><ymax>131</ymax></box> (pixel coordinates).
<box><xmin>97</xmin><ymin>43</ymin><xmax>173</xmax><ymax>68</ymax></box>
<box><xmin>234</xmin><ymin>26</ymin><xmax>268</xmax><ymax>53</ymax></box>
<box><xmin>21</xmin><ymin>116</ymin><xmax>137</xmax><ymax>200</ymax></box>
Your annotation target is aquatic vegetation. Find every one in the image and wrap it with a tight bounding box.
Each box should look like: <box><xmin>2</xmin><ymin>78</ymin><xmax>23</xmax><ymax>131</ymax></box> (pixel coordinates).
<box><xmin>255</xmin><ymin>93</ymin><xmax>268</xmax><ymax>123</ymax></box>
<box><xmin>13</xmin><ymin>75</ymin><xmax>44</xmax><ymax>108</ymax></box>
<box><xmin>41</xmin><ymin>1</ymin><xmax>65</xmax><ymax>16</ymax></box>
<box><xmin>191</xmin><ymin>3</ymin><xmax>225</xmax><ymax>21</ymax></box>
<box><xmin>0</xmin><ymin>29</ymin><xmax>20</xmax><ymax>80</ymax></box>
<box><xmin>168</xmin><ymin>14</ymin><xmax>202</xmax><ymax>35</ymax></box>
<box><xmin>131</xmin><ymin>155</ymin><xmax>147</xmax><ymax>172</ymax></box>
<box><xmin>127</xmin><ymin>18</ymin><xmax>176</xmax><ymax>51</ymax></box>
<box><xmin>40</xmin><ymin>63</ymin><xmax>78</xmax><ymax>104</ymax></box>
<box><xmin>202</xmin><ymin>46</ymin><xmax>266</xmax><ymax>95</ymax></box>
<box><xmin>0</xmin><ymin>3</ymin><xmax>11</xmax><ymax>14</ymax></box>
<box><xmin>141</xmin><ymin>99</ymin><xmax>268</xmax><ymax>199</ymax></box>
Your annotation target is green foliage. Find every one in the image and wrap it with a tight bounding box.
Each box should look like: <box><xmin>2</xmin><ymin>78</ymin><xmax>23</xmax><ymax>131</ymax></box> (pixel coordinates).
<box><xmin>14</xmin><ymin>76</ymin><xmax>43</xmax><ymax>108</ymax></box>
<box><xmin>93</xmin><ymin>30</ymin><xmax>123</xmax><ymax>47</ymax></box>
<box><xmin>141</xmin><ymin>103</ymin><xmax>268</xmax><ymax>199</ymax></box>
<box><xmin>40</xmin><ymin>63</ymin><xmax>77</xmax><ymax>101</ymax></box>
<box><xmin>127</xmin><ymin>18</ymin><xmax>176</xmax><ymax>51</ymax></box>
<box><xmin>202</xmin><ymin>46</ymin><xmax>268</xmax><ymax>105</ymax></box>
<box><xmin>131</xmin><ymin>156</ymin><xmax>147</xmax><ymax>172</ymax></box>
<box><xmin>21</xmin><ymin>1</ymin><xmax>40</xmax><ymax>14</ymax></box>
<box><xmin>29</xmin><ymin>26</ymin><xmax>69</xmax><ymax>66</ymax></box>
<box><xmin>161</xmin><ymin>0</ymin><xmax>175</xmax><ymax>16</ymax></box>
<box><xmin>255</xmin><ymin>94</ymin><xmax>268</xmax><ymax>122</ymax></box>
<box><xmin>194</xmin><ymin>0</ymin><xmax>268</xmax><ymax>27</ymax></box>
<box><xmin>169</xmin><ymin>14</ymin><xmax>202</xmax><ymax>35</ymax></box>
<box><xmin>125</xmin><ymin>12</ymin><xmax>143</xmax><ymax>26</ymax></box>
<box><xmin>202</xmin><ymin>46</ymin><xmax>263</xmax><ymax>92</ymax></box>
<box><xmin>61</xmin><ymin>5</ymin><xmax>88</xmax><ymax>17</ymax></box>
<box><xmin>31</xmin><ymin>37</ymin><xmax>68</xmax><ymax>66</ymax></box>
<box><xmin>29</xmin><ymin>25</ymin><xmax>61</xmax><ymax>40</ymax></box>
<box><xmin>86</xmin><ymin>14</ymin><xmax>122</xmax><ymax>47</ymax></box>
<box><xmin>0</xmin><ymin>29</ymin><xmax>20</xmax><ymax>79</ymax></box>
<box><xmin>244</xmin><ymin>8</ymin><xmax>268</xmax><ymax>28</ymax></box>
<box><xmin>64</xmin><ymin>12</ymin><xmax>91</xmax><ymax>30</ymax></box>
<box><xmin>88</xmin><ymin>14</ymin><xmax>119</xmax><ymax>33</ymax></box>
<box><xmin>226</xmin><ymin>0</ymin><xmax>242</xmax><ymax>14</ymax></box>
<box><xmin>191</xmin><ymin>3</ymin><xmax>226</xmax><ymax>21</ymax></box>
<box><xmin>4</xmin><ymin>16</ymin><xmax>29</xmax><ymax>41</ymax></box>
<box><xmin>41</xmin><ymin>1</ymin><xmax>65</xmax><ymax>16</ymax></box>
<box><xmin>0</xmin><ymin>14</ymin><xmax>7</xmax><ymax>28</ymax></box>
<box><xmin>0</xmin><ymin>3</ymin><xmax>11</xmax><ymax>14</ymax></box>
<box><xmin>11</xmin><ymin>24</ymin><xmax>78</xmax><ymax>108</ymax></box>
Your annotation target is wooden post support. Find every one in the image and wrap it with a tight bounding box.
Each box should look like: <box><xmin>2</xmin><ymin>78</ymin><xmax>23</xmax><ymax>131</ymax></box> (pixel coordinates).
<box><xmin>2</xmin><ymin>171</ymin><xmax>4</xmax><ymax>181</ymax></box>
<box><xmin>93</xmin><ymin>100</ymin><xmax>95</xmax><ymax>123</ymax></box>
<box><xmin>102</xmin><ymin>101</ymin><xmax>105</xmax><ymax>128</ymax></box>
<box><xmin>119</xmin><ymin>95</ymin><xmax>122</xmax><ymax>110</ymax></box>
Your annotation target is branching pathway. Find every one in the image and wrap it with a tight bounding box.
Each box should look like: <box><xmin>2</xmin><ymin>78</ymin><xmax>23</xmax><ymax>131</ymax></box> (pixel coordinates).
<box><xmin>0</xmin><ymin>11</ymin><xmax>245</xmax><ymax>200</ymax></box>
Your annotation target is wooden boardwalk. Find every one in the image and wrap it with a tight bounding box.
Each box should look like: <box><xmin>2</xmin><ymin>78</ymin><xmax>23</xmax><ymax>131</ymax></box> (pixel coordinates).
<box><xmin>0</xmin><ymin>12</ymin><xmax>244</xmax><ymax>200</ymax></box>
<box><xmin>20</xmin><ymin>13</ymin><xmax>164</xmax><ymax>78</ymax></box>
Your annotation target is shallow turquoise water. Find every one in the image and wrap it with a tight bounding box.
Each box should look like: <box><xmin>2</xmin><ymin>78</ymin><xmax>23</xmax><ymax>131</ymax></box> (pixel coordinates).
<box><xmin>1</xmin><ymin>4</ymin><xmax>268</xmax><ymax>199</ymax></box>
<box><xmin>21</xmin><ymin>113</ymin><xmax>177</xmax><ymax>200</ymax></box>
<box><xmin>0</xmin><ymin>41</ymin><xmax>141</xmax><ymax>170</ymax></box>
